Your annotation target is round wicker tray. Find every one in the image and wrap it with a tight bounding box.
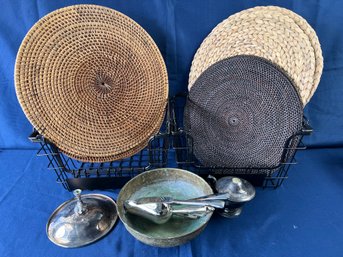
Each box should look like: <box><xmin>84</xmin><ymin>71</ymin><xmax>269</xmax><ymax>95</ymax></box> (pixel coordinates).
<box><xmin>188</xmin><ymin>6</ymin><xmax>323</xmax><ymax>105</ymax></box>
<box><xmin>15</xmin><ymin>5</ymin><xmax>168</xmax><ymax>162</ymax></box>
<box><xmin>185</xmin><ymin>56</ymin><xmax>303</xmax><ymax>168</ymax></box>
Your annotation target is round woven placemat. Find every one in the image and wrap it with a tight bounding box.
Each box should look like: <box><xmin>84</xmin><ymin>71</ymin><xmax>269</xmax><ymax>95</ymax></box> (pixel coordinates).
<box><xmin>188</xmin><ymin>6</ymin><xmax>323</xmax><ymax>105</ymax></box>
<box><xmin>15</xmin><ymin>5</ymin><xmax>168</xmax><ymax>162</ymax></box>
<box><xmin>184</xmin><ymin>56</ymin><xmax>303</xmax><ymax>168</ymax></box>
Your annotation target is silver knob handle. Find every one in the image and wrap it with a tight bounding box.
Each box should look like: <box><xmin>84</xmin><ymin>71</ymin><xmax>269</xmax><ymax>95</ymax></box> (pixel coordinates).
<box><xmin>73</xmin><ymin>189</ymin><xmax>86</xmax><ymax>215</ymax></box>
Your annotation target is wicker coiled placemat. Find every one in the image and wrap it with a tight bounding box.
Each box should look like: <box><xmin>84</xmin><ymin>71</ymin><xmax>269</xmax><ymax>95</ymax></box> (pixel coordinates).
<box><xmin>15</xmin><ymin>5</ymin><xmax>168</xmax><ymax>162</ymax></box>
<box><xmin>184</xmin><ymin>56</ymin><xmax>303</xmax><ymax>169</ymax></box>
<box><xmin>188</xmin><ymin>6</ymin><xmax>323</xmax><ymax>105</ymax></box>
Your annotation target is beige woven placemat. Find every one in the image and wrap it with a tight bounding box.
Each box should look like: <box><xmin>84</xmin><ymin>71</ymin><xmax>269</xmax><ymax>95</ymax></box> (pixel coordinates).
<box><xmin>188</xmin><ymin>6</ymin><xmax>323</xmax><ymax>105</ymax></box>
<box><xmin>15</xmin><ymin>5</ymin><xmax>168</xmax><ymax>162</ymax></box>
<box><xmin>270</xmin><ymin>6</ymin><xmax>323</xmax><ymax>104</ymax></box>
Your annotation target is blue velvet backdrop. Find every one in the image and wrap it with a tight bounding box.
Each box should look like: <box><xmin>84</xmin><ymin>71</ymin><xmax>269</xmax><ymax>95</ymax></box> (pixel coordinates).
<box><xmin>0</xmin><ymin>0</ymin><xmax>343</xmax><ymax>257</ymax></box>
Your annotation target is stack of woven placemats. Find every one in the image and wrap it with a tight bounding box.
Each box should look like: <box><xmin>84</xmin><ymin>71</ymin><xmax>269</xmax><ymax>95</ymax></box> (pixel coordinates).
<box><xmin>15</xmin><ymin>5</ymin><xmax>168</xmax><ymax>162</ymax></box>
<box><xmin>185</xmin><ymin>6</ymin><xmax>323</xmax><ymax>169</ymax></box>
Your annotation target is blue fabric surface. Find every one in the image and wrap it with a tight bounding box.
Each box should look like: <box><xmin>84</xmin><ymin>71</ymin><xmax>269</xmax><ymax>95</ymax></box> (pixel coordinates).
<box><xmin>0</xmin><ymin>149</ymin><xmax>342</xmax><ymax>257</ymax></box>
<box><xmin>1</xmin><ymin>0</ymin><xmax>343</xmax><ymax>256</ymax></box>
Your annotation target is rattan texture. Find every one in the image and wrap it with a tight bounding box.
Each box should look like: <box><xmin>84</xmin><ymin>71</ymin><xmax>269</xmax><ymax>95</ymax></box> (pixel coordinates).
<box><xmin>188</xmin><ymin>6</ymin><xmax>323</xmax><ymax>105</ymax></box>
<box><xmin>184</xmin><ymin>56</ymin><xmax>303</xmax><ymax>168</ymax></box>
<box><xmin>15</xmin><ymin>5</ymin><xmax>168</xmax><ymax>162</ymax></box>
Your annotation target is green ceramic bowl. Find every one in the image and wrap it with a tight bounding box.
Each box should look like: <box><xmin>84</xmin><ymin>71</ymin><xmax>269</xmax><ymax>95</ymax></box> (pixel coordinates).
<box><xmin>117</xmin><ymin>168</ymin><xmax>214</xmax><ymax>247</ymax></box>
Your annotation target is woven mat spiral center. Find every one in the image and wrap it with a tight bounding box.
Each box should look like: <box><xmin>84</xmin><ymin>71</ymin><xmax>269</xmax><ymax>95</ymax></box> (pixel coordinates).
<box><xmin>15</xmin><ymin>5</ymin><xmax>168</xmax><ymax>162</ymax></box>
<box><xmin>185</xmin><ymin>56</ymin><xmax>303</xmax><ymax>168</ymax></box>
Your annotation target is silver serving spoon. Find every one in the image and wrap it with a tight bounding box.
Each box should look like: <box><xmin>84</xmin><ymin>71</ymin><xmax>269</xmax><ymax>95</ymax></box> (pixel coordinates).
<box><xmin>124</xmin><ymin>200</ymin><xmax>214</xmax><ymax>224</ymax></box>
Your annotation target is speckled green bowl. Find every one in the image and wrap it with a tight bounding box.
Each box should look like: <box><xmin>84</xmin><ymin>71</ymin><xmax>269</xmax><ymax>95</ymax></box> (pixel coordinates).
<box><xmin>117</xmin><ymin>168</ymin><xmax>214</xmax><ymax>247</ymax></box>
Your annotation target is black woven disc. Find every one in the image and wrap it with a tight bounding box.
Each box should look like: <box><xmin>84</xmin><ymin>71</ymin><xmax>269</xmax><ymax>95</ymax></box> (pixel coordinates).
<box><xmin>184</xmin><ymin>55</ymin><xmax>303</xmax><ymax>168</ymax></box>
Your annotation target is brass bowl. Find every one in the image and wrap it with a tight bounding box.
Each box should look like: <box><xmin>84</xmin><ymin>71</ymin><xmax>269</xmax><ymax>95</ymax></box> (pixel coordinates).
<box><xmin>117</xmin><ymin>168</ymin><xmax>214</xmax><ymax>247</ymax></box>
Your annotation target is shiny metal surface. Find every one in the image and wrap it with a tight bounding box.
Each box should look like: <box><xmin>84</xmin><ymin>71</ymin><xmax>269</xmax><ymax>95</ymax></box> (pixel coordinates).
<box><xmin>215</xmin><ymin>177</ymin><xmax>256</xmax><ymax>203</ymax></box>
<box><xmin>193</xmin><ymin>192</ymin><xmax>231</xmax><ymax>201</ymax></box>
<box><xmin>117</xmin><ymin>168</ymin><xmax>214</xmax><ymax>247</ymax></box>
<box><xmin>124</xmin><ymin>200</ymin><xmax>171</xmax><ymax>224</ymax></box>
<box><xmin>134</xmin><ymin>196</ymin><xmax>225</xmax><ymax>209</ymax></box>
<box><xmin>220</xmin><ymin>207</ymin><xmax>242</xmax><ymax>218</ymax></box>
<box><xmin>207</xmin><ymin>176</ymin><xmax>256</xmax><ymax>218</ymax></box>
<box><xmin>46</xmin><ymin>189</ymin><xmax>118</xmax><ymax>248</ymax></box>
<box><xmin>172</xmin><ymin>206</ymin><xmax>215</xmax><ymax>218</ymax></box>
<box><xmin>124</xmin><ymin>200</ymin><xmax>214</xmax><ymax>224</ymax></box>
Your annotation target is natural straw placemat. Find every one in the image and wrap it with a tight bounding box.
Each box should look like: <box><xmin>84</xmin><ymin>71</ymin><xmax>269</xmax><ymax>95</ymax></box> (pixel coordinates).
<box><xmin>270</xmin><ymin>6</ymin><xmax>323</xmax><ymax>104</ymax></box>
<box><xmin>188</xmin><ymin>6</ymin><xmax>323</xmax><ymax>105</ymax></box>
<box><xmin>15</xmin><ymin>5</ymin><xmax>168</xmax><ymax>162</ymax></box>
<box><xmin>185</xmin><ymin>56</ymin><xmax>303</xmax><ymax>169</ymax></box>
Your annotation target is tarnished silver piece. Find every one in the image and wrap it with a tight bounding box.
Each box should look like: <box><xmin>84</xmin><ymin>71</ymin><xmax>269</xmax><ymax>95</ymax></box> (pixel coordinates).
<box><xmin>192</xmin><ymin>192</ymin><xmax>230</xmax><ymax>201</ymax></box>
<box><xmin>124</xmin><ymin>201</ymin><xmax>170</xmax><ymax>224</ymax></box>
<box><xmin>46</xmin><ymin>189</ymin><xmax>118</xmax><ymax>248</ymax></box>
<box><xmin>73</xmin><ymin>189</ymin><xmax>87</xmax><ymax>215</ymax></box>
<box><xmin>124</xmin><ymin>200</ymin><xmax>214</xmax><ymax>224</ymax></box>
<box><xmin>207</xmin><ymin>176</ymin><xmax>256</xmax><ymax>218</ymax></box>
<box><xmin>172</xmin><ymin>206</ymin><xmax>215</xmax><ymax>219</ymax></box>
<box><xmin>220</xmin><ymin>206</ymin><xmax>242</xmax><ymax>218</ymax></box>
<box><xmin>117</xmin><ymin>168</ymin><xmax>214</xmax><ymax>247</ymax></box>
<box><xmin>215</xmin><ymin>176</ymin><xmax>256</xmax><ymax>202</ymax></box>
<box><xmin>134</xmin><ymin>196</ymin><xmax>225</xmax><ymax>209</ymax></box>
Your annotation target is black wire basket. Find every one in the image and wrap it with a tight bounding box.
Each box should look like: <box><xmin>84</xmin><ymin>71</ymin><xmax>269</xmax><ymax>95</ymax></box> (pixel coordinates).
<box><xmin>29</xmin><ymin>103</ymin><xmax>171</xmax><ymax>191</ymax></box>
<box><xmin>30</xmin><ymin>95</ymin><xmax>312</xmax><ymax>190</ymax></box>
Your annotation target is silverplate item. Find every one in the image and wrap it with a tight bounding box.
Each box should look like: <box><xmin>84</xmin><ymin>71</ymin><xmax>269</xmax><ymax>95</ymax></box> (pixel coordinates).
<box><xmin>172</xmin><ymin>206</ymin><xmax>215</xmax><ymax>219</ymax></box>
<box><xmin>117</xmin><ymin>168</ymin><xmax>214</xmax><ymax>247</ymax></box>
<box><xmin>193</xmin><ymin>192</ymin><xmax>231</xmax><ymax>201</ymax></box>
<box><xmin>133</xmin><ymin>196</ymin><xmax>225</xmax><ymax>209</ymax></box>
<box><xmin>207</xmin><ymin>176</ymin><xmax>256</xmax><ymax>218</ymax></box>
<box><xmin>46</xmin><ymin>189</ymin><xmax>118</xmax><ymax>248</ymax></box>
<box><xmin>124</xmin><ymin>200</ymin><xmax>214</xmax><ymax>224</ymax></box>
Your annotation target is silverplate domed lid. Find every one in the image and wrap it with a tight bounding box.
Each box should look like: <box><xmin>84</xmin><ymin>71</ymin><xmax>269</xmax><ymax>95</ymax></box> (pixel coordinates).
<box><xmin>46</xmin><ymin>189</ymin><xmax>118</xmax><ymax>248</ymax></box>
<box><xmin>216</xmin><ymin>177</ymin><xmax>255</xmax><ymax>203</ymax></box>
